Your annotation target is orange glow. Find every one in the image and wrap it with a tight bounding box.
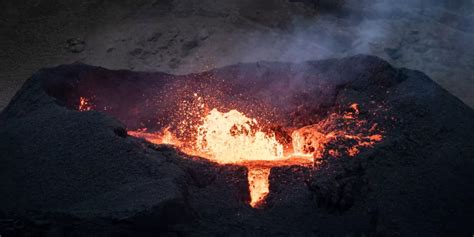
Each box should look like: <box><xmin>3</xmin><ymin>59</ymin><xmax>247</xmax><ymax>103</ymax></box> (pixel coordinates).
<box><xmin>78</xmin><ymin>97</ymin><xmax>92</xmax><ymax>111</ymax></box>
<box><xmin>248</xmin><ymin>168</ymin><xmax>270</xmax><ymax>208</ymax></box>
<box><xmin>196</xmin><ymin>109</ymin><xmax>284</xmax><ymax>164</ymax></box>
<box><xmin>291</xmin><ymin>104</ymin><xmax>383</xmax><ymax>159</ymax></box>
<box><xmin>78</xmin><ymin>96</ymin><xmax>384</xmax><ymax>208</ymax></box>
<box><xmin>128</xmin><ymin>127</ymin><xmax>181</xmax><ymax>147</ymax></box>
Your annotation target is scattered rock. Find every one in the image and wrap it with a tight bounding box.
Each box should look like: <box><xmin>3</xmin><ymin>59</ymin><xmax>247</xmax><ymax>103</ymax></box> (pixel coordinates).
<box><xmin>147</xmin><ymin>32</ymin><xmax>162</xmax><ymax>42</ymax></box>
<box><xmin>65</xmin><ymin>38</ymin><xmax>85</xmax><ymax>53</ymax></box>
<box><xmin>168</xmin><ymin>58</ymin><xmax>180</xmax><ymax>68</ymax></box>
<box><xmin>182</xmin><ymin>40</ymin><xmax>199</xmax><ymax>52</ymax></box>
<box><xmin>129</xmin><ymin>48</ymin><xmax>143</xmax><ymax>57</ymax></box>
<box><xmin>198</xmin><ymin>30</ymin><xmax>210</xmax><ymax>41</ymax></box>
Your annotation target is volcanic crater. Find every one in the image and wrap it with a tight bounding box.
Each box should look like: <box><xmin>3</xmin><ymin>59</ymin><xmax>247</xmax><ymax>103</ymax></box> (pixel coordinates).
<box><xmin>0</xmin><ymin>55</ymin><xmax>473</xmax><ymax>236</ymax></box>
<box><xmin>63</xmin><ymin>54</ymin><xmax>388</xmax><ymax>208</ymax></box>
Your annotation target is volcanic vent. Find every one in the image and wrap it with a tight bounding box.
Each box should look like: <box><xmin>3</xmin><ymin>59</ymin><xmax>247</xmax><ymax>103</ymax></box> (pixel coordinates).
<box><xmin>1</xmin><ymin>55</ymin><xmax>473</xmax><ymax>236</ymax></box>
<box><xmin>64</xmin><ymin>59</ymin><xmax>385</xmax><ymax>207</ymax></box>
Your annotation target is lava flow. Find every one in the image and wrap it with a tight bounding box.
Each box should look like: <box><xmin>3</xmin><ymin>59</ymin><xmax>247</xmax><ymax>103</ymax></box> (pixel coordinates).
<box><xmin>126</xmin><ymin>106</ymin><xmax>382</xmax><ymax>207</ymax></box>
<box><xmin>77</xmin><ymin>94</ymin><xmax>383</xmax><ymax>208</ymax></box>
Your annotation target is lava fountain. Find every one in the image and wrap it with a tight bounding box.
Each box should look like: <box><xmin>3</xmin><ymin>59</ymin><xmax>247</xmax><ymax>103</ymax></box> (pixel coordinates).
<box><xmin>73</xmin><ymin>66</ymin><xmax>385</xmax><ymax>208</ymax></box>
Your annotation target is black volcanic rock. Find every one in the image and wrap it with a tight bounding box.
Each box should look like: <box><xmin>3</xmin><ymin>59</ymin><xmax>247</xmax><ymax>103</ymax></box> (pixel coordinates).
<box><xmin>0</xmin><ymin>55</ymin><xmax>473</xmax><ymax>236</ymax></box>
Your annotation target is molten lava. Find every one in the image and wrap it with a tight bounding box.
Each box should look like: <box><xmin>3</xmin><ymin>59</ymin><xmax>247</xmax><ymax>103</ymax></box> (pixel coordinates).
<box><xmin>78</xmin><ymin>97</ymin><xmax>93</xmax><ymax>111</ymax></box>
<box><xmin>128</xmin><ymin>127</ymin><xmax>181</xmax><ymax>146</ymax></box>
<box><xmin>196</xmin><ymin>109</ymin><xmax>283</xmax><ymax>163</ymax></box>
<box><xmin>77</xmin><ymin>95</ymin><xmax>384</xmax><ymax>208</ymax></box>
<box><xmin>248</xmin><ymin>168</ymin><xmax>271</xmax><ymax>207</ymax></box>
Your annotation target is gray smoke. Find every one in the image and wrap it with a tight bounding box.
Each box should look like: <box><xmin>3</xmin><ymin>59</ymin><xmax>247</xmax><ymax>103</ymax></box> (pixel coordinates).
<box><xmin>222</xmin><ymin>0</ymin><xmax>474</xmax><ymax>106</ymax></box>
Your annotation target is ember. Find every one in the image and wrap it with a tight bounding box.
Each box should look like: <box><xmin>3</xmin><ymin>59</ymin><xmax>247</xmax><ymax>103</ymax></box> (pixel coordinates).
<box><xmin>78</xmin><ymin>97</ymin><xmax>93</xmax><ymax>111</ymax></box>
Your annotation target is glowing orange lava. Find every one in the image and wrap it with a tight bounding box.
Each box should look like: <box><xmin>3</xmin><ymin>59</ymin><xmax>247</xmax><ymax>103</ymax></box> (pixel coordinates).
<box><xmin>248</xmin><ymin>168</ymin><xmax>270</xmax><ymax>207</ymax></box>
<box><xmin>196</xmin><ymin>109</ymin><xmax>284</xmax><ymax>163</ymax></box>
<box><xmin>78</xmin><ymin>97</ymin><xmax>92</xmax><ymax>111</ymax></box>
<box><xmin>129</xmin><ymin>127</ymin><xmax>181</xmax><ymax>146</ymax></box>
<box><xmin>78</xmin><ymin>96</ymin><xmax>383</xmax><ymax>208</ymax></box>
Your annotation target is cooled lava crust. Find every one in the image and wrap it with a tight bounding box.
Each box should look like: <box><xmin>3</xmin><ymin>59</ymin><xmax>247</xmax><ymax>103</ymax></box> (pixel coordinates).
<box><xmin>0</xmin><ymin>55</ymin><xmax>473</xmax><ymax>236</ymax></box>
